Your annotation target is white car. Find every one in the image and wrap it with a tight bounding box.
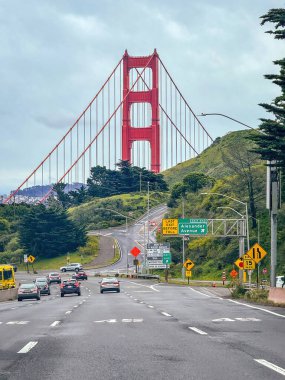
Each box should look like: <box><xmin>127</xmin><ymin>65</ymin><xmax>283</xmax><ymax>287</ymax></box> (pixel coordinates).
<box><xmin>60</xmin><ymin>263</ymin><xmax>83</xmax><ymax>273</ymax></box>
<box><xmin>276</xmin><ymin>276</ymin><xmax>284</xmax><ymax>288</ymax></box>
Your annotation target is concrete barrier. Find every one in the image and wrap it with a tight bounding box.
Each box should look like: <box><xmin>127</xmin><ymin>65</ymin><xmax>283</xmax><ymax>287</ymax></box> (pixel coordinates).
<box><xmin>268</xmin><ymin>287</ymin><xmax>285</xmax><ymax>305</ymax></box>
<box><xmin>0</xmin><ymin>288</ymin><xmax>18</xmax><ymax>302</ymax></box>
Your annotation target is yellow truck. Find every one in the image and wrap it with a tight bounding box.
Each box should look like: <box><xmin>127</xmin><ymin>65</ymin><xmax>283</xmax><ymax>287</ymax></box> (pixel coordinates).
<box><xmin>0</xmin><ymin>265</ymin><xmax>16</xmax><ymax>290</ymax></box>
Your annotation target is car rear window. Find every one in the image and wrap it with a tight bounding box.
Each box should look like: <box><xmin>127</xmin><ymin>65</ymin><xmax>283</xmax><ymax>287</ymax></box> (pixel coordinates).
<box><xmin>50</xmin><ymin>273</ymin><xmax>59</xmax><ymax>276</ymax></box>
<box><xmin>20</xmin><ymin>284</ymin><xmax>34</xmax><ymax>289</ymax></box>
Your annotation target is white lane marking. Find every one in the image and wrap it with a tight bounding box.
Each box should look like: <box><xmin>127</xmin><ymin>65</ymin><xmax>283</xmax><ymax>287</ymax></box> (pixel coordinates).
<box><xmin>133</xmin><ymin>291</ymin><xmax>153</xmax><ymax>293</ymax></box>
<box><xmin>228</xmin><ymin>299</ymin><xmax>285</xmax><ymax>318</ymax></box>
<box><xmin>212</xmin><ymin>318</ymin><xmax>235</xmax><ymax>322</ymax></box>
<box><xmin>128</xmin><ymin>281</ymin><xmax>160</xmax><ymax>293</ymax></box>
<box><xmin>65</xmin><ymin>311</ymin><xmax>72</xmax><ymax>315</ymax></box>
<box><xmin>50</xmin><ymin>321</ymin><xmax>61</xmax><ymax>327</ymax></box>
<box><xmin>254</xmin><ymin>359</ymin><xmax>285</xmax><ymax>376</ymax></box>
<box><xmin>122</xmin><ymin>319</ymin><xmax>132</xmax><ymax>323</ymax></box>
<box><xmin>133</xmin><ymin>318</ymin><xmax>143</xmax><ymax>322</ymax></box>
<box><xmin>189</xmin><ymin>287</ymin><xmax>212</xmax><ymax>298</ymax></box>
<box><xmin>140</xmin><ymin>301</ymin><xmax>144</xmax><ymax>304</ymax></box>
<box><xmin>161</xmin><ymin>312</ymin><xmax>172</xmax><ymax>317</ymax></box>
<box><xmin>134</xmin><ymin>299</ymin><xmax>138</xmax><ymax>301</ymax></box>
<box><xmin>11</xmin><ymin>307</ymin><xmax>16</xmax><ymax>310</ymax></box>
<box><xmin>94</xmin><ymin>319</ymin><xmax>117</xmax><ymax>323</ymax></box>
<box><xmin>148</xmin><ymin>305</ymin><xmax>154</xmax><ymax>308</ymax></box>
<box><xmin>73</xmin><ymin>305</ymin><xmax>78</xmax><ymax>308</ymax></box>
<box><xmin>7</xmin><ymin>321</ymin><xmax>29</xmax><ymax>325</ymax></box>
<box><xmin>0</xmin><ymin>322</ymin><xmax>2</xmax><ymax>324</ymax></box>
<box><xmin>18</xmin><ymin>341</ymin><xmax>38</xmax><ymax>354</ymax></box>
<box><xmin>235</xmin><ymin>317</ymin><xmax>261</xmax><ymax>321</ymax></box>
<box><xmin>188</xmin><ymin>327</ymin><xmax>208</xmax><ymax>335</ymax></box>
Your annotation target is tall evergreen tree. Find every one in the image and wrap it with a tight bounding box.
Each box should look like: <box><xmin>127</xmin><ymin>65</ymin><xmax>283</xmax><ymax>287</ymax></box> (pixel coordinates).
<box><xmin>18</xmin><ymin>205</ymin><xmax>86</xmax><ymax>259</ymax></box>
<box><xmin>251</xmin><ymin>9</ymin><xmax>285</xmax><ymax>170</ymax></box>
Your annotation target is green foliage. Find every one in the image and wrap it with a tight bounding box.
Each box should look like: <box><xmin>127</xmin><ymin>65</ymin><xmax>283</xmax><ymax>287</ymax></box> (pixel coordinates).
<box><xmin>78</xmin><ymin>236</ymin><xmax>99</xmax><ymax>257</ymax></box>
<box><xmin>250</xmin><ymin>8</ymin><xmax>285</xmax><ymax>171</ymax></box>
<box><xmin>69</xmin><ymin>191</ymin><xmax>166</xmax><ymax>230</ymax></box>
<box><xmin>0</xmin><ymin>218</ymin><xmax>9</xmax><ymax>232</ymax></box>
<box><xmin>231</xmin><ymin>284</ymin><xmax>247</xmax><ymax>298</ymax></box>
<box><xmin>18</xmin><ymin>205</ymin><xmax>87</xmax><ymax>259</ymax></box>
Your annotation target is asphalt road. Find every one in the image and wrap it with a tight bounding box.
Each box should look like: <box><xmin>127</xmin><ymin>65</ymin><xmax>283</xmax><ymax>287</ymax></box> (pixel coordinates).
<box><xmin>90</xmin><ymin>204</ymin><xmax>168</xmax><ymax>274</ymax></box>
<box><xmin>0</xmin><ymin>275</ymin><xmax>285</xmax><ymax>380</ymax></box>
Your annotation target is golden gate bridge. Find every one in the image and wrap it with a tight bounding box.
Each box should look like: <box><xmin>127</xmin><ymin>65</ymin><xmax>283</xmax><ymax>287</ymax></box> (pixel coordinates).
<box><xmin>4</xmin><ymin>50</ymin><xmax>213</xmax><ymax>204</ymax></box>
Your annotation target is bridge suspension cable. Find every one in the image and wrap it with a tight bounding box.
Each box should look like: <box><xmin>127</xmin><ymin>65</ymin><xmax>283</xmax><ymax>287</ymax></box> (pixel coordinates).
<box><xmin>4</xmin><ymin>51</ymin><xmax>213</xmax><ymax>205</ymax></box>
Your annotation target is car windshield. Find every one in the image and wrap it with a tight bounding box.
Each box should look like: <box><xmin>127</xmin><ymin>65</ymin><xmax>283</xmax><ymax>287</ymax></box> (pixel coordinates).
<box><xmin>102</xmin><ymin>278</ymin><xmax>117</xmax><ymax>282</ymax></box>
<box><xmin>63</xmin><ymin>280</ymin><xmax>76</xmax><ymax>285</ymax></box>
<box><xmin>36</xmin><ymin>278</ymin><xmax>47</xmax><ymax>283</ymax></box>
<box><xmin>50</xmin><ymin>273</ymin><xmax>59</xmax><ymax>276</ymax></box>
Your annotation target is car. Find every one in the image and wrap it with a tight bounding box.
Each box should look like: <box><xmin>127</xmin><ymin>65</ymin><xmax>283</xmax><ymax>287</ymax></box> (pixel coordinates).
<box><xmin>34</xmin><ymin>278</ymin><xmax>50</xmax><ymax>295</ymax></box>
<box><xmin>60</xmin><ymin>279</ymin><xmax>81</xmax><ymax>297</ymax></box>
<box><xmin>60</xmin><ymin>263</ymin><xmax>83</xmax><ymax>273</ymax></box>
<box><xmin>47</xmin><ymin>272</ymin><xmax>61</xmax><ymax>284</ymax></box>
<box><xmin>17</xmin><ymin>283</ymin><xmax>41</xmax><ymax>301</ymax></box>
<box><xmin>72</xmin><ymin>271</ymin><xmax>88</xmax><ymax>281</ymax></box>
<box><xmin>99</xmin><ymin>277</ymin><xmax>120</xmax><ymax>293</ymax></box>
<box><xmin>276</xmin><ymin>276</ymin><xmax>285</xmax><ymax>288</ymax></box>
<box><xmin>8</xmin><ymin>263</ymin><xmax>18</xmax><ymax>272</ymax></box>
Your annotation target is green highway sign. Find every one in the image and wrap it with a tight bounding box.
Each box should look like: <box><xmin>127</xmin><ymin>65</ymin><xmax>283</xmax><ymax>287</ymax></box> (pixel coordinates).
<box><xmin>178</xmin><ymin>219</ymin><xmax>208</xmax><ymax>235</ymax></box>
<box><xmin>162</xmin><ymin>252</ymin><xmax>172</xmax><ymax>264</ymax></box>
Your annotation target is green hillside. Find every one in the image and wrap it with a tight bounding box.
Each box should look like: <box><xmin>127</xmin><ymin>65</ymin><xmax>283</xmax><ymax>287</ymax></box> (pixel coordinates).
<box><xmin>159</xmin><ymin>129</ymin><xmax>285</xmax><ymax>280</ymax></box>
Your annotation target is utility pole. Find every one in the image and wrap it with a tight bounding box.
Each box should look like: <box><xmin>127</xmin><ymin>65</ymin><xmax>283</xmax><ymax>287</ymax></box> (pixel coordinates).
<box><xmin>182</xmin><ymin>197</ymin><xmax>185</xmax><ymax>281</ymax></box>
<box><xmin>147</xmin><ymin>181</ymin><xmax>150</xmax><ymax>244</ymax></box>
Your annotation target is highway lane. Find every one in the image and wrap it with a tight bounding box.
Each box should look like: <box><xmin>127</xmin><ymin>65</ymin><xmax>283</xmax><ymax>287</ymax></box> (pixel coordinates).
<box><xmin>0</xmin><ymin>277</ymin><xmax>284</xmax><ymax>379</ymax></box>
<box><xmin>90</xmin><ymin>204</ymin><xmax>168</xmax><ymax>274</ymax></box>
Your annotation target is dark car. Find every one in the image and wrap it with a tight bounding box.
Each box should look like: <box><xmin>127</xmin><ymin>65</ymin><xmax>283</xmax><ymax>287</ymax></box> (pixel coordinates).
<box><xmin>47</xmin><ymin>272</ymin><xmax>61</xmax><ymax>284</ymax></box>
<box><xmin>35</xmin><ymin>278</ymin><xmax>51</xmax><ymax>295</ymax></box>
<box><xmin>18</xmin><ymin>283</ymin><xmax>41</xmax><ymax>301</ymax></box>
<box><xmin>72</xmin><ymin>271</ymin><xmax>88</xmax><ymax>281</ymax></box>
<box><xmin>100</xmin><ymin>277</ymin><xmax>120</xmax><ymax>293</ymax></box>
<box><xmin>60</xmin><ymin>279</ymin><xmax>81</xmax><ymax>297</ymax></box>
<box><xmin>8</xmin><ymin>263</ymin><xmax>18</xmax><ymax>272</ymax></box>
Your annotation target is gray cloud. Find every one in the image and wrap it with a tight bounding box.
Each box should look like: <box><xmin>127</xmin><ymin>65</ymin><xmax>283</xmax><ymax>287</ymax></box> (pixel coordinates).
<box><xmin>0</xmin><ymin>0</ymin><xmax>284</xmax><ymax>194</ymax></box>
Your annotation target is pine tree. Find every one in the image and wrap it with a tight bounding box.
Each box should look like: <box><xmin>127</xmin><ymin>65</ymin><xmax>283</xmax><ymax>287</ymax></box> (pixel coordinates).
<box><xmin>251</xmin><ymin>9</ymin><xmax>285</xmax><ymax>170</ymax></box>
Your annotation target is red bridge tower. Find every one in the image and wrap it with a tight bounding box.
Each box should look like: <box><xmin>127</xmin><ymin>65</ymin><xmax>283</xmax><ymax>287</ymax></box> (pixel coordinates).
<box><xmin>122</xmin><ymin>50</ymin><xmax>160</xmax><ymax>173</ymax></box>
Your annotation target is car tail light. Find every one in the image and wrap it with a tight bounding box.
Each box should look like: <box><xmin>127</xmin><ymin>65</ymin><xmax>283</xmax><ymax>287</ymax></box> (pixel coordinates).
<box><xmin>32</xmin><ymin>287</ymin><xmax>38</xmax><ymax>292</ymax></box>
<box><xmin>60</xmin><ymin>283</ymin><xmax>64</xmax><ymax>288</ymax></box>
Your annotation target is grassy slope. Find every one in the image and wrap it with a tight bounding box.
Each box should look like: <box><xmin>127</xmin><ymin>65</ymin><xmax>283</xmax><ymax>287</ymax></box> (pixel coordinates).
<box><xmin>159</xmin><ymin>129</ymin><xmax>285</xmax><ymax>280</ymax></box>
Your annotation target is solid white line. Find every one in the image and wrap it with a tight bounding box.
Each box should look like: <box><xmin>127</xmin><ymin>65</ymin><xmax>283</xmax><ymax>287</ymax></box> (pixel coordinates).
<box><xmin>161</xmin><ymin>312</ymin><xmax>172</xmax><ymax>317</ymax></box>
<box><xmin>188</xmin><ymin>327</ymin><xmax>208</xmax><ymax>335</ymax></box>
<box><xmin>65</xmin><ymin>311</ymin><xmax>72</xmax><ymax>314</ymax></box>
<box><xmin>254</xmin><ymin>359</ymin><xmax>285</xmax><ymax>376</ymax></box>
<box><xmin>18</xmin><ymin>341</ymin><xmax>38</xmax><ymax>354</ymax></box>
<box><xmin>228</xmin><ymin>299</ymin><xmax>285</xmax><ymax>318</ymax></box>
<box><xmin>50</xmin><ymin>321</ymin><xmax>61</xmax><ymax>327</ymax></box>
<box><xmin>122</xmin><ymin>319</ymin><xmax>132</xmax><ymax>323</ymax></box>
<box><xmin>189</xmin><ymin>287</ymin><xmax>212</xmax><ymax>298</ymax></box>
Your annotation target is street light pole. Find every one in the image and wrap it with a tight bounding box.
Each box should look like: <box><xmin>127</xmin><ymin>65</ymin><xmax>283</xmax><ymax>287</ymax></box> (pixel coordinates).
<box><xmin>182</xmin><ymin>196</ymin><xmax>185</xmax><ymax>281</ymax></box>
<box><xmin>147</xmin><ymin>181</ymin><xmax>150</xmax><ymax>244</ymax></box>
<box><xmin>218</xmin><ymin>206</ymin><xmax>245</xmax><ymax>283</ymax></box>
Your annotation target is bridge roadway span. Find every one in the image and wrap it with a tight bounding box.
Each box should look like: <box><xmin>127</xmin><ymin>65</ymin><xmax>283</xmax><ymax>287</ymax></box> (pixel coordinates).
<box><xmin>0</xmin><ymin>275</ymin><xmax>284</xmax><ymax>379</ymax></box>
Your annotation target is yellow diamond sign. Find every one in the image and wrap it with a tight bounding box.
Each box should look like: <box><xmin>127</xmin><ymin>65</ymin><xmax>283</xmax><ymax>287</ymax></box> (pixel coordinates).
<box><xmin>27</xmin><ymin>255</ymin><xmax>35</xmax><ymax>263</ymax></box>
<box><xmin>183</xmin><ymin>259</ymin><xmax>195</xmax><ymax>270</ymax></box>
<box><xmin>246</xmin><ymin>243</ymin><xmax>267</xmax><ymax>264</ymax></box>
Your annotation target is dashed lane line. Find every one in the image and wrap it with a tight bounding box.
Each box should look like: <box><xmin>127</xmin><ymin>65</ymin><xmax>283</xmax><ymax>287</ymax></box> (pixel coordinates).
<box><xmin>50</xmin><ymin>321</ymin><xmax>61</xmax><ymax>327</ymax></box>
<box><xmin>188</xmin><ymin>327</ymin><xmax>208</xmax><ymax>335</ymax></box>
<box><xmin>161</xmin><ymin>312</ymin><xmax>172</xmax><ymax>317</ymax></box>
<box><xmin>7</xmin><ymin>321</ymin><xmax>29</xmax><ymax>325</ymax></box>
<box><xmin>18</xmin><ymin>341</ymin><xmax>38</xmax><ymax>354</ymax></box>
<box><xmin>65</xmin><ymin>311</ymin><xmax>72</xmax><ymax>315</ymax></box>
<box><xmin>254</xmin><ymin>359</ymin><xmax>285</xmax><ymax>376</ymax></box>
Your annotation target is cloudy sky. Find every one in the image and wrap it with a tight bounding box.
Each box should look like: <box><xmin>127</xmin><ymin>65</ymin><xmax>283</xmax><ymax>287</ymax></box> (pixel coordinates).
<box><xmin>0</xmin><ymin>0</ymin><xmax>284</xmax><ymax>194</ymax></box>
